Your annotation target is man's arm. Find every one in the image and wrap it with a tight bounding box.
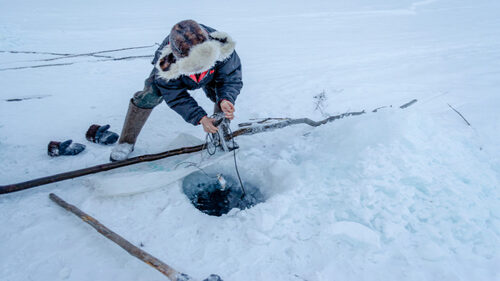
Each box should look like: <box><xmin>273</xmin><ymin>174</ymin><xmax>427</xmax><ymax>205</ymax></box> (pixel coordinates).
<box><xmin>155</xmin><ymin>79</ymin><xmax>208</xmax><ymax>125</ymax></box>
<box><xmin>214</xmin><ymin>51</ymin><xmax>243</xmax><ymax>106</ymax></box>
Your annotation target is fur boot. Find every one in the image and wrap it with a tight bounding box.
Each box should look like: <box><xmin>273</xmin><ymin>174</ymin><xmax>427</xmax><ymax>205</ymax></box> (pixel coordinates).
<box><xmin>110</xmin><ymin>100</ymin><xmax>152</xmax><ymax>161</ymax></box>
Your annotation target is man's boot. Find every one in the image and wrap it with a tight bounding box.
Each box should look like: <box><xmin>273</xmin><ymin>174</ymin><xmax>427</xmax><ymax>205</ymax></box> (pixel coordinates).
<box><xmin>110</xmin><ymin>100</ymin><xmax>152</xmax><ymax>161</ymax></box>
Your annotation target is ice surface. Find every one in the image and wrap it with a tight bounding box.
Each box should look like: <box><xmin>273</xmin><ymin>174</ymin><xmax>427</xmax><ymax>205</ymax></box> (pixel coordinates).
<box><xmin>1</xmin><ymin>0</ymin><xmax>500</xmax><ymax>280</ymax></box>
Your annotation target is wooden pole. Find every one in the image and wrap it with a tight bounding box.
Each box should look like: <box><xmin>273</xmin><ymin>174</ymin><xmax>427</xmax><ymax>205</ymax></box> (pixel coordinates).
<box><xmin>49</xmin><ymin>193</ymin><xmax>183</xmax><ymax>281</ymax></box>
<box><xmin>0</xmin><ymin>144</ymin><xmax>206</xmax><ymax>194</ymax></box>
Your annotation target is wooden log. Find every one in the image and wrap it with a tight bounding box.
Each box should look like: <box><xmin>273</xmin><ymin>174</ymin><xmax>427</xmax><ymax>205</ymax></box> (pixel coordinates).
<box><xmin>0</xmin><ymin>144</ymin><xmax>206</xmax><ymax>194</ymax></box>
<box><xmin>49</xmin><ymin>193</ymin><xmax>182</xmax><ymax>281</ymax></box>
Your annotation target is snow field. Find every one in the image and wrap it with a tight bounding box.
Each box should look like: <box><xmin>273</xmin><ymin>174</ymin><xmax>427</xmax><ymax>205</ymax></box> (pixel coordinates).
<box><xmin>1</xmin><ymin>0</ymin><xmax>500</xmax><ymax>280</ymax></box>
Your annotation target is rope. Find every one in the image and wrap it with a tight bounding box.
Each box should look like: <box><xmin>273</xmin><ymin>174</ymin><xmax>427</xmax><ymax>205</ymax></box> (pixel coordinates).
<box><xmin>227</xmin><ymin>125</ymin><xmax>247</xmax><ymax>199</ymax></box>
<box><xmin>174</xmin><ymin>161</ymin><xmax>212</xmax><ymax>179</ymax></box>
<box><xmin>203</xmin><ymin>118</ymin><xmax>247</xmax><ymax>198</ymax></box>
<box><xmin>205</xmin><ymin>133</ymin><xmax>217</xmax><ymax>156</ymax></box>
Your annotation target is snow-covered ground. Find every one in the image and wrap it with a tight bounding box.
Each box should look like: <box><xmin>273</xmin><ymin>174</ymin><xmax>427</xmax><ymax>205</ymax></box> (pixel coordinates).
<box><xmin>1</xmin><ymin>0</ymin><xmax>499</xmax><ymax>280</ymax></box>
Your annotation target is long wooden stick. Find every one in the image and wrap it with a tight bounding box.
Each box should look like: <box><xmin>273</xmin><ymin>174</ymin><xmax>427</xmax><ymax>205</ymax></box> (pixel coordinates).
<box><xmin>0</xmin><ymin>99</ymin><xmax>417</xmax><ymax>195</ymax></box>
<box><xmin>0</xmin><ymin>144</ymin><xmax>206</xmax><ymax>194</ymax></box>
<box><xmin>49</xmin><ymin>193</ymin><xmax>183</xmax><ymax>281</ymax></box>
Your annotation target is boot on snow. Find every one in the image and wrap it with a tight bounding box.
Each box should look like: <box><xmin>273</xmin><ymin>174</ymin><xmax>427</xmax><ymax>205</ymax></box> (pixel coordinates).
<box><xmin>110</xmin><ymin>99</ymin><xmax>152</xmax><ymax>162</ymax></box>
<box><xmin>109</xmin><ymin>143</ymin><xmax>134</xmax><ymax>161</ymax></box>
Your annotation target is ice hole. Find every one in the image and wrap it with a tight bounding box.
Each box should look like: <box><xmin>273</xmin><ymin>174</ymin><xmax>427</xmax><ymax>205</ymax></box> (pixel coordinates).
<box><xmin>182</xmin><ymin>171</ymin><xmax>265</xmax><ymax>216</ymax></box>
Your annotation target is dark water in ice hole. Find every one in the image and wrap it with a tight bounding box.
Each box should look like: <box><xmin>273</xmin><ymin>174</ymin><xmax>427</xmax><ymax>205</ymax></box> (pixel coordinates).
<box><xmin>182</xmin><ymin>171</ymin><xmax>265</xmax><ymax>216</ymax></box>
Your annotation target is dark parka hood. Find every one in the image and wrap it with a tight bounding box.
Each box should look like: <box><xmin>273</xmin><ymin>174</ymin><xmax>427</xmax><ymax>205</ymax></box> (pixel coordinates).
<box><xmin>154</xmin><ymin>31</ymin><xmax>236</xmax><ymax>82</ymax></box>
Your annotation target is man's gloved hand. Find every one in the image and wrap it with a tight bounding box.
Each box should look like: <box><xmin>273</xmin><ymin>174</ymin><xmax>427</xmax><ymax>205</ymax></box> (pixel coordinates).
<box><xmin>200</xmin><ymin>116</ymin><xmax>218</xmax><ymax>133</ymax></box>
<box><xmin>220</xmin><ymin>100</ymin><xmax>235</xmax><ymax>120</ymax></box>
<box><xmin>48</xmin><ymin>140</ymin><xmax>86</xmax><ymax>157</ymax></box>
<box><xmin>86</xmin><ymin>124</ymin><xmax>119</xmax><ymax>145</ymax></box>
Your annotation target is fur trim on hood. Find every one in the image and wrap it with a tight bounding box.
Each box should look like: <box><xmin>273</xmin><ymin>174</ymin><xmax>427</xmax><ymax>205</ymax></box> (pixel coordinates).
<box><xmin>155</xmin><ymin>31</ymin><xmax>236</xmax><ymax>82</ymax></box>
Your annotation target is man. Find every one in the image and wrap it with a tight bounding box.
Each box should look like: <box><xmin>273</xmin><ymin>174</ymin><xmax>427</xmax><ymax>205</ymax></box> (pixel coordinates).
<box><xmin>110</xmin><ymin>20</ymin><xmax>243</xmax><ymax>161</ymax></box>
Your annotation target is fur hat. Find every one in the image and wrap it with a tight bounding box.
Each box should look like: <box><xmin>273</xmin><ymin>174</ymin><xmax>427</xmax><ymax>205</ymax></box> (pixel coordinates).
<box><xmin>156</xmin><ymin>23</ymin><xmax>236</xmax><ymax>82</ymax></box>
<box><xmin>169</xmin><ymin>20</ymin><xmax>209</xmax><ymax>58</ymax></box>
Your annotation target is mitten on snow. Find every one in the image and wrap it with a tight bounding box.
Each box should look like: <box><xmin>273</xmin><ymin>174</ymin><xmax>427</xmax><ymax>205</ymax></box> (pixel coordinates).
<box><xmin>86</xmin><ymin>124</ymin><xmax>119</xmax><ymax>145</ymax></box>
<box><xmin>48</xmin><ymin>140</ymin><xmax>86</xmax><ymax>157</ymax></box>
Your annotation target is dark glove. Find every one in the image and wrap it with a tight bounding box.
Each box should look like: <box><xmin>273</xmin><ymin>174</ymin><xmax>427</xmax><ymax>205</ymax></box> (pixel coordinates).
<box><xmin>48</xmin><ymin>140</ymin><xmax>86</xmax><ymax>157</ymax></box>
<box><xmin>86</xmin><ymin>124</ymin><xmax>119</xmax><ymax>145</ymax></box>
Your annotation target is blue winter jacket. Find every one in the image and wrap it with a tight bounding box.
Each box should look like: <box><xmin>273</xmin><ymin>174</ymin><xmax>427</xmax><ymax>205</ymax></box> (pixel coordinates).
<box><xmin>151</xmin><ymin>25</ymin><xmax>243</xmax><ymax>125</ymax></box>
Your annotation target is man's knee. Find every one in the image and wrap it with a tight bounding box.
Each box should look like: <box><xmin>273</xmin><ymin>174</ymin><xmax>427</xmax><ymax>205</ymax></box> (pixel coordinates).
<box><xmin>132</xmin><ymin>72</ymin><xmax>164</xmax><ymax>109</ymax></box>
<box><xmin>132</xmin><ymin>89</ymin><xmax>163</xmax><ymax>109</ymax></box>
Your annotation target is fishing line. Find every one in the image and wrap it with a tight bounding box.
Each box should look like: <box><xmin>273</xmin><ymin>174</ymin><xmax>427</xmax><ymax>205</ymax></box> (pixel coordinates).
<box><xmin>174</xmin><ymin>161</ymin><xmax>212</xmax><ymax>179</ymax></box>
<box><xmin>202</xmin><ymin>116</ymin><xmax>247</xmax><ymax>198</ymax></box>
<box><xmin>226</xmin><ymin>125</ymin><xmax>247</xmax><ymax>198</ymax></box>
